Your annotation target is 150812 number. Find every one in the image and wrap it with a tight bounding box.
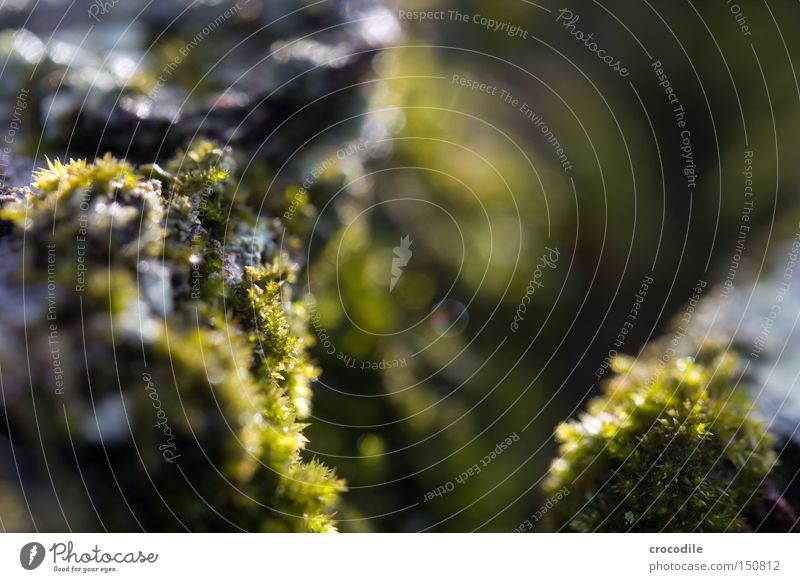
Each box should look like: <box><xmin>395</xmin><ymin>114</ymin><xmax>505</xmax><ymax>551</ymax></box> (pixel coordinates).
<box><xmin>739</xmin><ymin>560</ymin><xmax>780</xmax><ymax>571</ymax></box>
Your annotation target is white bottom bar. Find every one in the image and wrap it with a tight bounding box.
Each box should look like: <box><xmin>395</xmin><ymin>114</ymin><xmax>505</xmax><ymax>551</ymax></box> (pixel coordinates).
<box><xmin>0</xmin><ymin>533</ymin><xmax>796</xmax><ymax>580</ymax></box>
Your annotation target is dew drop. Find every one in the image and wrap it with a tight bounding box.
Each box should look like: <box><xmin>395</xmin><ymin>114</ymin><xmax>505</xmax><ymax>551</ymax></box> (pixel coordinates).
<box><xmin>431</xmin><ymin>300</ymin><xmax>469</xmax><ymax>337</ymax></box>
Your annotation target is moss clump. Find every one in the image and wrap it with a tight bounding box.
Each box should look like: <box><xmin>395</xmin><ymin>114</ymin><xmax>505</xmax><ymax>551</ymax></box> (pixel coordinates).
<box><xmin>0</xmin><ymin>141</ymin><xmax>342</xmax><ymax>532</ymax></box>
<box><xmin>545</xmin><ymin>343</ymin><xmax>776</xmax><ymax>532</ymax></box>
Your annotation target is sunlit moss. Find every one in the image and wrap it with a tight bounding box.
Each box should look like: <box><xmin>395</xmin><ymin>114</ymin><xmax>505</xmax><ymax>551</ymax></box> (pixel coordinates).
<box><xmin>0</xmin><ymin>141</ymin><xmax>342</xmax><ymax>532</ymax></box>
<box><xmin>545</xmin><ymin>342</ymin><xmax>776</xmax><ymax>532</ymax></box>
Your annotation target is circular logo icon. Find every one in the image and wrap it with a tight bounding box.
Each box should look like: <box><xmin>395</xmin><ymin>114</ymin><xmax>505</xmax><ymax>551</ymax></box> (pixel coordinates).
<box><xmin>20</xmin><ymin>542</ymin><xmax>45</xmax><ymax>570</ymax></box>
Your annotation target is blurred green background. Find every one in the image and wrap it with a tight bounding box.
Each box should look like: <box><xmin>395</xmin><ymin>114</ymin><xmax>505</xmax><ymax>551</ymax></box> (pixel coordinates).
<box><xmin>300</xmin><ymin>0</ymin><xmax>800</xmax><ymax>531</ymax></box>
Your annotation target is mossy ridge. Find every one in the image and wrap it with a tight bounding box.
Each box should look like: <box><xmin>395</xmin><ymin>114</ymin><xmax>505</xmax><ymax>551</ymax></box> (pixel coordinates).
<box><xmin>545</xmin><ymin>342</ymin><xmax>776</xmax><ymax>532</ymax></box>
<box><xmin>0</xmin><ymin>141</ymin><xmax>342</xmax><ymax>532</ymax></box>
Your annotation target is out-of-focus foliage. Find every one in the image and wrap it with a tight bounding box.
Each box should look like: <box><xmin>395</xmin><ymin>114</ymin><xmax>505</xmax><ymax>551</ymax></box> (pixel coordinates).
<box><xmin>303</xmin><ymin>0</ymin><xmax>800</xmax><ymax>532</ymax></box>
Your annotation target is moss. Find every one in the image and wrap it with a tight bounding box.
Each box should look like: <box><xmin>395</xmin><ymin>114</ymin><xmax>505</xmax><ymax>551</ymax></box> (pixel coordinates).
<box><xmin>545</xmin><ymin>342</ymin><xmax>776</xmax><ymax>532</ymax></box>
<box><xmin>0</xmin><ymin>141</ymin><xmax>342</xmax><ymax>532</ymax></box>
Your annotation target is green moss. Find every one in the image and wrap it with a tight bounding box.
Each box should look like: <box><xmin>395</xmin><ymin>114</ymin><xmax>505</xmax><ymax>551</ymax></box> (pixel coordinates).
<box><xmin>0</xmin><ymin>141</ymin><xmax>342</xmax><ymax>532</ymax></box>
<box><xmin>545</xmin><ymin>342</ymin><xmax>776</xmax><ymax>532</ymax></box>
